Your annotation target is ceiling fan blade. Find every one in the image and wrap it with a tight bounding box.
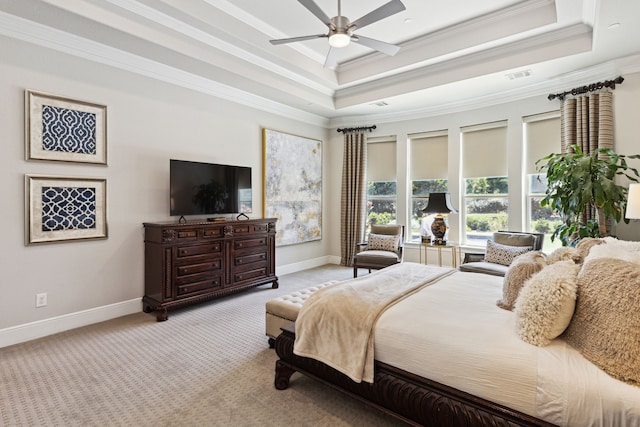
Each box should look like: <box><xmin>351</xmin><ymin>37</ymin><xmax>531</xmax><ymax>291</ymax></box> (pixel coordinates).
<box><xmin>352</xmin><ymin>35</ymin><xmax>400</xmax><ymax>56</ymax></box>
<box><xmin>349</xmin><ymin>0</ymin><xmax>406</xmax><ymax>30</ymax></box>
<box><xmin>298</xmin><ymin>0</ymin><xmax>332</xmax><ymax>27</ymax></box>
<box><xmin>270</xmin><ymin>34</ymin><xmax>327</xmax><ymax>45</ymax></box>
<box><xmin>323</xmin><ymin>46</ymin><xmax>339</xmax><ymax>68</ymax></box>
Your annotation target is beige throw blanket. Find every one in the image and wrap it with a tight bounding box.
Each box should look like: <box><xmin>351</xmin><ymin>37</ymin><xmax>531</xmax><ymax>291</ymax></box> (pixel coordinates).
<box><xmin>293</xmin><ymin>262</ymin><xmax>455</xmax><ymax>383</ymax></box>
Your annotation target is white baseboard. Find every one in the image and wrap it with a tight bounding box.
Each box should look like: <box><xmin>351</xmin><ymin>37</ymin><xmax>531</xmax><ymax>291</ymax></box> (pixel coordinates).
<box><xmin>276</xmin><ymin>255</ymin><xmax>340</xmax><ymax>276</ymax></box>
<box><xmin>0</xmin><ymin>298</ymin><xmax>141</xmax><ymax>348</ymax></box>
<box><xmin>1</xmin><ymin>258</ymin><xmax>344</xmax><ymax>348</ymax></box>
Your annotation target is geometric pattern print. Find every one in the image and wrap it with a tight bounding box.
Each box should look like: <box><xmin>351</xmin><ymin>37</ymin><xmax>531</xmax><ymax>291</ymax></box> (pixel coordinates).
<box><xmin>41</xmin><ymin>105</ymin><xmax>97</xmax><ymax>154</ymax></box>
<box><xmin>367</xmin><ymin>233</ymin><xmax>400</xmax><ymax>252</ymax></box>
<box><xmin>41</xmin><ymin>186</ymin><xmax>96</xmax><ymax>231</ymax></box>
<box><xmin>484</xmin><ymin>239</ymin><xmax>532</xmax><ymax>266</ymax></box>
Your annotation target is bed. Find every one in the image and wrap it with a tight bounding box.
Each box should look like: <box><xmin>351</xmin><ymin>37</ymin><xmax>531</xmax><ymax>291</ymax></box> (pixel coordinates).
<box><xmin>273</xmin><ymin>255</ymin><xmax>640</xmax><ymax>427</ymax></box>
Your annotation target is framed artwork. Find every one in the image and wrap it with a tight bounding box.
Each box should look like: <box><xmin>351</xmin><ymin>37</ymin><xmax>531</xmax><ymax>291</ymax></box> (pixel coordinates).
<box><xmin>262</xmin><ymin>128</ymin><xmax>322</xmax><ymax>246</ymax></box>
<box><xmin>25</xmin><ymin>175</ymin><xmax>108</xmax><ymax>245</ymax></box>
<box><xmin>25</xmin><ymin>90</ymin><xmax>107</xmax><ymax>164</ymax></box>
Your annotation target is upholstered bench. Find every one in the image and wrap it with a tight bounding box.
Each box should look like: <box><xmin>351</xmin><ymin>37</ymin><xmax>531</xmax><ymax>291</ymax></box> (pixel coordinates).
<box><xmin>265</xmin><ymin>281</ymin><xmax>337</xmax><ymax>347</ymax></box>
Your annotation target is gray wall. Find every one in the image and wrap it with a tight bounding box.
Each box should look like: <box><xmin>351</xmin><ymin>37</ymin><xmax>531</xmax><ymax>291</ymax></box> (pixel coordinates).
<box><xmin>0</xmin><ymin>36</ymin><xmax>330</xmax><ymax>341</ymax></box>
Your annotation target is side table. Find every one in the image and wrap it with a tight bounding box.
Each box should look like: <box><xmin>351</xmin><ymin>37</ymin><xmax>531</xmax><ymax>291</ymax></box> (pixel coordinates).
<box><xmin>420</xmin><ymin>243</ymin><xmax>460</xmax><ymax>267</ymax></box>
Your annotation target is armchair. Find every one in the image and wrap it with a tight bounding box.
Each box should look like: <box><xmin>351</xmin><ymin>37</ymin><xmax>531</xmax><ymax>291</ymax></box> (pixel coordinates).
<box><xmin>353</xmin><ymin>225</ymin><xmax>404</xmax><ymax>278</ymax></box>
<box><xmin>458</xmin><ymin>231</ymin><xmax>544</xmax><ymax>276</ymax></box>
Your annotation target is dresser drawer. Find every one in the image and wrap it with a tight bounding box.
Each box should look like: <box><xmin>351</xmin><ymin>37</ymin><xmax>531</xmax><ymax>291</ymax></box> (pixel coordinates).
<box><xmin>176</xmin><ymin>242</ymin><xmax>222</xmax><ymax>258</ymax></box>
<box><xmin>232</xmin><ymin>222</ymin><xmax>269</xmax><ymax>236</ymax></box>
<box><xmin>202</xmin><ymin>227</ymin><xmax>224</xmax><ymax>239</ymax></box>
<box><xmin>175</xmin><ymin>270</ymin><xmax>220</xmax><ymax>286</ymax></box>
<box><xmin>234</xmin><ymin>251</ymin><xmax>266</xmax><ymax>266</ymax></box>
<box><xmin>176</xmin><ymin>258</ymin><xmax>222</xmax><ymax>277</ymax></box>
<box><xmin>177</xmin><ymin>276</ymin><xmax>222</xmax><ymax>296</ymax></box>
<box><xmin>234</xmin><ymin>266</ymin><xmax>267</xmax><ymax>283</ymax></box>
<box><xmin>234</xmin><ymin>237</ymin><xmax>266</xmax><ymax>250</ymax></box>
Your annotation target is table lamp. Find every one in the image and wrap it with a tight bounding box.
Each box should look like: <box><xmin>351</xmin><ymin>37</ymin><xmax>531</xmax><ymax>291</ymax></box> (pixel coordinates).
<box><xmin>422</xmin><ymin>192</ymin><xmax>457</xmax><ymax>245</ymax></box>
<box><xmin>626</xmin><ymin>183</ymin><xmax>640</xmax><ymax>219</ymax></box>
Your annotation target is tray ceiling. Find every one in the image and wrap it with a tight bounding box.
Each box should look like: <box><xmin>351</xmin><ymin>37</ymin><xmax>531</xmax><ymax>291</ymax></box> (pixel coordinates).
<box><xmin>0</xmin><ymin>0</ymin><xmax>639</xmax><ymax>126</ymax></box>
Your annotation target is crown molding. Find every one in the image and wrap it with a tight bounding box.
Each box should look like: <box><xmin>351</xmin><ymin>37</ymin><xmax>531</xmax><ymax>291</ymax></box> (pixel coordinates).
<box><xmin>336</xmin><ymin>0</ymin><xmax>557</xmax><ymax>84</ymax></box>
<box><xmin>328</xmin><ymin>56</ymin><xmax>640</xmax><ymax>128</ymax></box>
<box><xmin>0</xmin><ymin>11</ymin><xmax>329</xmax><ymax>127</ymax></box>
<box><xmin>63</xmin><ymin>0</ymin><xmax>334</xmax><ymax>96</ymax></box>
<box><xmin>333</xmin><ymin>23</ymin><xmax>592</xmax><ymax>109</ymax></box>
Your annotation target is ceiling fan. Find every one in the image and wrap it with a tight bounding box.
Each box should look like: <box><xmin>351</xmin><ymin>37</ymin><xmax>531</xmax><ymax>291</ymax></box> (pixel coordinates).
<box><xmin>269</xmin><ymin>0</ymin><xmax>406</xmax><ymax>68</ymax></box>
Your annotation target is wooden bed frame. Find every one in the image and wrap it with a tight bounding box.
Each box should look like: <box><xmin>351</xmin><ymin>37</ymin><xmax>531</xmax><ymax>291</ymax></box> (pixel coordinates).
<box><xmin>274</xmin><ymin>324</ymin><xmax>557</xmax><ymax>427</ymax></box>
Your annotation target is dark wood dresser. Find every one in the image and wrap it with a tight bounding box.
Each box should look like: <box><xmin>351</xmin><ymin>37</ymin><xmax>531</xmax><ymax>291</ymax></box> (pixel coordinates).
<box><xmin>143</xmin><ymin>218</ymin><xmax>278</xmax><ymax>321</ymax></box>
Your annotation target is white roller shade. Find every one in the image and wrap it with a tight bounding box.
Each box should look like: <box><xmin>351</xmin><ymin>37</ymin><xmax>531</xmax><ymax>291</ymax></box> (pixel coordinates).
<box><xmin>462</xmin><ymin>122</ymin><xmax>507</xmax><ymax>178</ymax></box>
<box><xmin>367</xmin><ymin>140</ymin><xmax>396</xmax><ymax>181</ymax></box>
<box><xmin>410</xmin><ymin>134</ymin><xmax>448</xmax><ymax>180</ymax></box>
<box><xmin>524</xmin><ymin>113</ymin><xmax>560</xmax><ymax>174</ymax></box>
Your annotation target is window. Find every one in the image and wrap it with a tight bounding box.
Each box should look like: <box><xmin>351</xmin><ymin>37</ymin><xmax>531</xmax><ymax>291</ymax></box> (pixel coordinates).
<box><xmin>409</xmin><ymin>131</ymin><xmax>448</xmax><ymax>242</ymax></box>
<box><xmin>461</xmin><ymin>121</ymin><xmax>508</xmax><ymax>246</ymax></box>
<box><xmin>524</xmin><ymin>112</ymin><xmax>562</xmax><ymax>250</ymax></box>
<box><xmin>366</xmin><ymin>137</ymin><xmax>397</xmax><ymax>235</ymax></box>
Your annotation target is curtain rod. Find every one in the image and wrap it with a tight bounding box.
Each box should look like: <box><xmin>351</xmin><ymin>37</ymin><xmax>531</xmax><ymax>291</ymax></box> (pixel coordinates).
<box><xmin>337</xmin><ymin>125</ymin><xmax>377</xmax><ymax>133</ymax></box>
<box><xmin>547</xmin><ymin>76</ymin><xmax>624</xmax><ymax>101</ymax></box>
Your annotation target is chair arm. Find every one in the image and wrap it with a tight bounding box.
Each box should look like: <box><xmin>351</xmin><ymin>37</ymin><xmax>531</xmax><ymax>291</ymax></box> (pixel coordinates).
<box><xmin>355</xmin><ymin>242</ymin><xmax>368</xmax><ymax>254</ymax></box>
<box><xmin>463</xmin><ymin>252</ymin><xmax>485</xmax><ymax>264</ymax></box>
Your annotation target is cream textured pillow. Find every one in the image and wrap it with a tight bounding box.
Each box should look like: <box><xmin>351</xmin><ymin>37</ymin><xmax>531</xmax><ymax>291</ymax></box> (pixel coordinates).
<box><xmin>484</xmin><ymin>240</ymin><xmax>532</xmax><ymax>266</ymax></box>
<box><xmin>546</xmin><ymin>247</ymin><xmax>582</xmax><ymax>265</ymax></box>
<box><xmin>574</xmin><ymin>237</ymin><xmax>604</xmax><ymax>260</ymax></box>
<box><xmin>563</xmin><ymin>257</ymin><xmax>640</xmax><ymax>386</ymax></box>
<box><xmin>584</xmin><ymin>238</ymin><xmax>640</xmax><ymax>265</ymax></box>
<box><xmin>497</xmin><ymin>251</ymin><xmax>546</xmax><ymax>311</ymax></box>
<box><xmin>367</xmin><ymin>233</ymin><xmax>399</xmax><ymax>252</ymax></box>
<box><xmin>514</xmin><ymin>260</ymin><xmax>580</xmax><ymax>346</ymax></box>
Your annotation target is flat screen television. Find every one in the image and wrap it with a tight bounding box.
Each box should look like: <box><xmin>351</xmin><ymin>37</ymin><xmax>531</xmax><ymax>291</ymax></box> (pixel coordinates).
<box><xmin>170</xmin><ymin>159</ymin><xmax>252</xmax><ymax>217</ymax></box>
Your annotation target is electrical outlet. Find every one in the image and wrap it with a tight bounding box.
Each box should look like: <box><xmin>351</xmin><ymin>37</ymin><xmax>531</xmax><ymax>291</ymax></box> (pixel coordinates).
<box><xmin>36</xmin><ymin>293</ymin><xmax>47</xmax><ymax>308</ymax></box>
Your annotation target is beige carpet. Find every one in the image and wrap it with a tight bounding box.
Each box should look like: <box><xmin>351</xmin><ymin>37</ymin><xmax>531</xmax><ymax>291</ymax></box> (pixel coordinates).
<box><xmin>0</xmin><ymin>265</ymin><xmax>406</xmax><ymax>427</ymax></box>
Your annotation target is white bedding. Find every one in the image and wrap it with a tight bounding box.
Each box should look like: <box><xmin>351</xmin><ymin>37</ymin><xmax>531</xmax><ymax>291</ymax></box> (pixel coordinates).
<box><xmin>374</xmin><ymin>267</ymin><xmax>640</xmax><ymax>427</ymax></box>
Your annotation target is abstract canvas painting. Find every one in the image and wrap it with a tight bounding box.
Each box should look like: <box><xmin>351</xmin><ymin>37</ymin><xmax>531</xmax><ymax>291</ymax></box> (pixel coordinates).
<box><xmin>263</xmin><ymin>129</ymin><xmax>322</xmax><ymax>246</ymax></box>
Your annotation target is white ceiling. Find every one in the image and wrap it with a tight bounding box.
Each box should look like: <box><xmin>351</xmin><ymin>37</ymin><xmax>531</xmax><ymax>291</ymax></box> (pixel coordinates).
<box><xmin>1</xmin><ymin>0</ymin><xmax>639</xmax><ymax>127</ymax></box>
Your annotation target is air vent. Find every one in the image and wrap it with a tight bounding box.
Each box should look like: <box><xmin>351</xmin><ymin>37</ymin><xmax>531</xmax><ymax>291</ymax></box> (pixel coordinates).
<box><xmin>506</xmin><ymin>69</ymin><xmax>532</xmax><ymax>80</ymax></box>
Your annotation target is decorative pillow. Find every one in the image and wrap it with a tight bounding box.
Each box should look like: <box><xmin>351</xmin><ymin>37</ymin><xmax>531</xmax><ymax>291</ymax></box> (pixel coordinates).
<box><xmin>546</xmin><ymin>247</ymin><xmax>582</xmax><ymax>265</ymax></box>
<box><xmin>574</xmin><ymin>237</ymin><xmax>604</xmax><ymax>260</ymax></box>
<box><xmin>584</xmin><ymin>237</ymin><xmax>640</xmax><ymax>265</ymax></box>
<box><xmin>602</xmin><ymin>236</ymin><xmax>640</xmax><ymax>250</ymax></box>
<box><xmin>514</xmin><ymin>260</ymin><xmax>580</xmax><ymax>346</ymax></box>
<box><xmin>484</xmin><ymin>240</ymin><xmax>533</xmax><ymax>266</ymax></box>
<box><xmin>497</xmin><ymin>251</ymin><xmax>546</xmax><ymax>311</ymax></box>
<box><xmin>367</xmin><ymin>233</ymin><xmax>399</xmax><ymax>252</ymax></box>
<box><xmin>563</xmin><ymin>258</ymin><xmax>640</xmax><ymax>386</ymax></box>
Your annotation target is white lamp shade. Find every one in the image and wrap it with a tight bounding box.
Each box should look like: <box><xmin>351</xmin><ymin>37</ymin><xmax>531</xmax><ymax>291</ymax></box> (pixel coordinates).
<box><xmin>626</xmin><ymin>183</ymin><xmax>640</xmax><ymax>219</ymax></box>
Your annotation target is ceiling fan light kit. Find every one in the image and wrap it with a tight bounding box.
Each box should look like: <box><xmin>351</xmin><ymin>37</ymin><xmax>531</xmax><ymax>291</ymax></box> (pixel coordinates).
<box><xmin>270</xmin><ymin>0</ymin><xmax>406</xmax><ymax>67</ymax></box>
<box><xmin>329</xmin><ymin>33</ymin><xmax>350</xmax><ymax>48</ymax></box>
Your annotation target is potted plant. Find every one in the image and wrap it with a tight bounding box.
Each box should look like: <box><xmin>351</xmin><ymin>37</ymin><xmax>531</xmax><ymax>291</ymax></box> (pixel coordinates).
<box><xmin>535</xmin><ymin>144</ymin><xmax>640</xmax><ymax>246</ymax></box>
